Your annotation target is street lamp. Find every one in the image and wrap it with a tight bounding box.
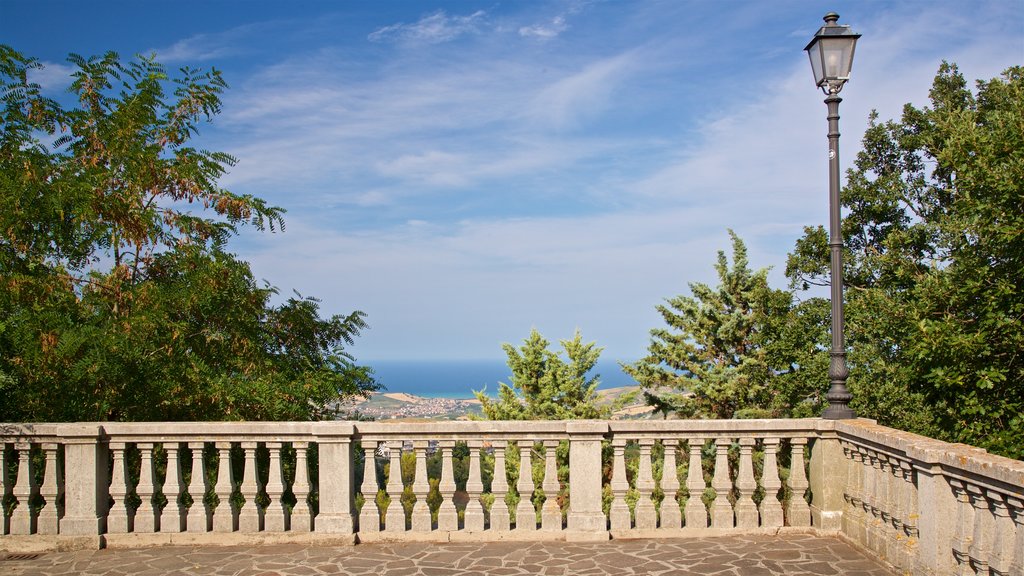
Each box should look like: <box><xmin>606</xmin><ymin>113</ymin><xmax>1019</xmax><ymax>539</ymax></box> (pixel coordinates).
<box><xmin>805</xmin><ymin>12</ymin><xmax>860</xmax><ymax>420</ymax></box>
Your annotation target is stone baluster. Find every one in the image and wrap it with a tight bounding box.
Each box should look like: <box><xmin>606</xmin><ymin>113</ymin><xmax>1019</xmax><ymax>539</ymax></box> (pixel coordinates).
<box><xmin>211</xmin><ymin>440</ymin><xmax>235</xmax><ymax>532</ymax></box>
<box><xmin>135</xmin><ymin>443</ymin><xmax>157</xmax><ymax>533</ymax></box>
<box><xmin>840</xmin><ymin>442</ymin><xmax>854</xmax><ymax>532</ymax></box>
<box><xmin>684</xmin><ymin>439</ymin><xmax>708</xmax><ymax>529</ymax></box>
<box><xmin>0</xmin><ymin>446</ymin><xmax>8</xmax><ymax>534</ymax></box>
<box><xmin>465</xmin><ymin>440</ymin><xmax>486</xmax><ymax>531</ymax></box>
<box><xmin>988</xmin><ymin>491</ymin><xmax>1013</xmax><ymax>576</ymax></box>
<box><xmin>36</xmin><ymin>443</ymin><xmax>59</xmax><ymax>535</ymax></box>
<box><xmin>213</xmin><ymin>442</ymin><xmax>235</xmax><ymax>532</ymax></box>
<box><xmin>540</xmin><ymin>440</ymin><xmax>562</xmax><ymax>531</ymax></box>
<box><xmin>186</xmin><ymin>442</ymin><xmax>207</xmax><ymax>533</ymax></box>
<box><xmin>949</xmin><ymin>479</ymin><xmax>974</xmax><ymax>576</ymax></box>
<box><xmin>411</xmin><ymin>440</ymin><xmax>431</xmax><ymax>532</ymax></box>
<box><xmin>787</xmin><ymin>438</ymin><xmax>811</xmax><ymax>527</ymax></box>
<box><xmin>160</xmin><ymin>443</ymin><xmax>185</xmax><ymax>533</ymax></box>
<box><xmin>1006</xmin><ymin>496</ymin><xmax>1023</xmax><ymax>576</ymax></box>
<box><xmin>384</xmin><ymin>441</ymin><xmax>405</xmax><ymax>532</ymax></box>
<box><xmin>634</xmin><ymin>439</ymin><xmax>657</xmax><ymax>529</ymax></box>
<box><xmin>759</xmin><ymin>438</ymin><xmax>783</xmax><ymax>528</ymax></box>
<box><xmin>237</xmin><ymin>442</ymin><xmax>260</xmax><ymax>532</ymax></box>
<box><xmin>859</xmin><ymin>447</ymin><xmax>878</xmax><ymax>550</ymax></box>
<box><xmin>844</xmin><ymin>444</ymin><xmax>865</xmax><ymax>542</ymax></box>
<box><xmin>436</xmin><ymin>441</ymin><xmax>458</xmax><ymax>531</ymax></box>
<box><xmin>263</xmin><ymin>443</ymin><xmax>286</xmax><ymax>532</ymax></box>
<box><xmin>489</xmin><ymin>440</ymin><xmax>510</xmax><ymax>531</ymax></box>
<box><xmin>888</xmin><ymin>456</ymin><xmax>908</xmax><ymax>567</ymax></box>
<box><xmin>107</xmin><ymin>442</ymin><xmax>130</xmax><ymax>533</ymax></box>
<box><xmin>874</xmin><ymin>454</ymin><xmax>893</xmax><ymax>561</ymax></box>
<box><xmin>898</xmin><ymin>459</ymin><xmax>918</xmax><ymax>569</ymax></box>
<box><xmin>10</xmin><ymin>443</ymin><xmax>34</xmax><ymax>534</ymax></box>
<box><xmin>515</xmin><ymin>440</ymin><xmax>537</xmax><ymax>531</ymax></box>
<box><xmin>608</xmin><ymin>438</ymin><xmax>631</xmax><ymax>531</ymax></box>
<box><xmin>899</xmin><ymin>460</ymin><xmax>918</xmax><ymax>540</ymax></box>
<box><xmin>873</xmin><ymin>451</ymin><xmax>888</xmax><ymax>553</ymax></box>
<box><xmin>734</xmin><ymin>437</ymin><xmax>758</xmax><ymax>528</ymax></box>
<box><xmin>967</xmin><ymin>484</ymin><xmax>992</xmax><ymax>575</ymax></box>
<box><xmin>358</xmin><ymin>441</ymin><xmax>381</xmax><ymax>532</ymax></box>
<box><xmin>660</xmin><ymin>439</ymin><xmax>681</xmax><ymax>530</ymax></box>
<box><xmin>879</xmin><ymin>454</ymin><xmax>896</xmax><ymax>561</ymax></box>
<box><xmin>710</xmin><ymin>437</ymin><xmax>733</xmax><ymax>528</ymax></box>
<box><xmin>291</xmin><ymin>442</ymin><xmax>312</xmax><ymax>532</ymax></box>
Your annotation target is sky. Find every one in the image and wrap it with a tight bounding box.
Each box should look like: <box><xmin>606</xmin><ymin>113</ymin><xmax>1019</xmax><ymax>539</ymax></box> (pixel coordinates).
<box><xmin>3</xmin><ymin>0</ymin><xmax>1022</xmax><ymax>362</ymax></box>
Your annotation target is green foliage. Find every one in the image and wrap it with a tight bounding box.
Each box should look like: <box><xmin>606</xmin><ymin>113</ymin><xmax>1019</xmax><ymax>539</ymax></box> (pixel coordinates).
<box><xmin>475</xmin><ymin>328</ymin><xmax>611</xmax><ymax>420</ymax></box>
<box><xmin>0</xmin><ymin>46</ymin><xmax>376</xmax><ymax>422</ymax></box>
<box><xmin>787</xmin><ymin>63</ymin><xmax>1024</xmax><ymax>458</ymax></box>
<box><xmin>626</xmin><ymin>231</ymin><xmax>825</xmax><ymax>419</ymax></box>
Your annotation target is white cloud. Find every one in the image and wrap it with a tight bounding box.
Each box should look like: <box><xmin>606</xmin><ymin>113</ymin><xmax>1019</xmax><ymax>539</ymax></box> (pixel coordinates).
<box><xmin>27</xmin><ymin>61</ymin><xmax>76</xmax><ymax>92</ymax></box>
<box><xmin>519</xmin><ymin>16</ymin><xmax>569</xmax><ymax>39</ymax></box>
<box><xmin>368</xmin><ymin>10</ymin><xmax>487</xmax><ymax>44</ymax></box>
<box><xmin>375</xmin><ymin>151</ymin><xmax>471</xmax><ymax>187</ymax></box>
<box><xmin>199</xmin><ymin>0</ymin><xmax>1022</xmax><ymax>361</ymax></box>
<box><xmin>529</xmin><ymin>51</ymin><xmax>640</xmax><ymax>130</ymax></box>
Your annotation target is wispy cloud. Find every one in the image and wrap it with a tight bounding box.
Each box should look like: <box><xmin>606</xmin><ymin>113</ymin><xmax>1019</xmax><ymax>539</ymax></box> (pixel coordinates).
<box><xmin>519</xmin><ymin>16</ymin><xmax>569</xmax><ymax>38</ymax></box>
<box><xmin>529</xmin><ymin>51</ymin><xmax>640</xmax><ymax>131</ymax></box>
<box><xmin>27</xmin><ymin>60</ymin><xmax>76</xmax><ymax>92</ymax></box>
<box><xmin>368</xmin><ymin>10</ymin><xmax>488</xmax><ymax>44</ymax></box>
<box><xmin>175</xmin><ymin>1</ymin><xmax>1024</xmax><ymax>360</ymax></box>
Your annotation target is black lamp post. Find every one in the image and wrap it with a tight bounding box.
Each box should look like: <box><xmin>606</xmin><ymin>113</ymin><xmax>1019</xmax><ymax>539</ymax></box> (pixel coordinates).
<box><xmin>805</xmin><ymin>12</ymin><xmax>860</xmax><ymax>420</ymax></box>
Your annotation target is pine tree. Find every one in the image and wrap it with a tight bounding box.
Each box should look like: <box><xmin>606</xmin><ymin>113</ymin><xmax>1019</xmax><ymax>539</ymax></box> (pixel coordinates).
<box><xmin>475</xmin><ymin>329</ymin><xmax>610</xmax><ymax>420</ymax></box>
<box><xmin>625</xmin><ymin>231</ymin><xmax>821</xmax><ymax>419</ymax></box>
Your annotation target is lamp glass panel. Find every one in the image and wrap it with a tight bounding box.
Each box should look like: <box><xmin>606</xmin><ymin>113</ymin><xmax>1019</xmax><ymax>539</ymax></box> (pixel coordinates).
<box><xmin>807</xmin><ymin>41</ymin><xmax>825</xmax><ymax>86</ymax></box>
<box><xmin>820</xmin><ymin>37</ymin><xmax>855</xmax><ymax>79</ymax></box>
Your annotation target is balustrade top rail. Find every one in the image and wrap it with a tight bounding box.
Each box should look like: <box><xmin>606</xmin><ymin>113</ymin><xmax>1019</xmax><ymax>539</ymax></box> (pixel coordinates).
<box><xmin>1</xmin><ymin>418</ymin><xmax>1022</xmax><ymax>576</ymax></box>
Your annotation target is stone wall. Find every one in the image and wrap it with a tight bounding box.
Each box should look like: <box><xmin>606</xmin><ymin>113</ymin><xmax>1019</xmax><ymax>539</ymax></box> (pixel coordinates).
<box><xmin>1</xmin><ymin>419</ymin><xmax>1022</xmax><ymax>575</ymax></box>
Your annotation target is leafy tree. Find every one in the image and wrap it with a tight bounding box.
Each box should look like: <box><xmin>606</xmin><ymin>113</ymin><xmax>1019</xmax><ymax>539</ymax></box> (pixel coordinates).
<box><xmin>475</xmin><ymin>328</ymin><xmax>610</xmax><ymax>420</ymax></box>
<box><xmin>625</xmin><ymin>231</ymin><xmax>825</xmax><ymax>419</ymax></box>
<box><xmin>0</xmin><ymin>46</ymin><xmax>377</xmax><ymax>422</ymax></box>
<box><xmin>787</xmin><ymin>63</ymin><xmax>1023</xmax><ymax>458</ymax></box>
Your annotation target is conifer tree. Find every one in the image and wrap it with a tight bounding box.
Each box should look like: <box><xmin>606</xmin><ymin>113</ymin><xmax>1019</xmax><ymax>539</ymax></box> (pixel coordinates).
<box><xmin>625</xmin><ymin>231</ymin><xmax>821</xmax><ymax>419</ymax></box>
<box><xmin>475</xmin><ymin>329</ymin><xmax>610</xmax><ymax>420</ymax></box>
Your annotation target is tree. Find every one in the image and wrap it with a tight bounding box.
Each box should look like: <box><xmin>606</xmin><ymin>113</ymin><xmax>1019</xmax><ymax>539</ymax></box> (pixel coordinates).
<box><xmin>0</xmin><ymin>46</ymin><xmax>377</xmax><ymax>422</ymax></box>
<box><xmin>625</xmin><ymin>231</ymin><xmax>825</xmax><ymax>419</ymax></box>
<box><xmin>787</xmin><ymin>63</ymin><xmax>1023</xmax><ymax>458</ymax></box>
<box><xmin>475</xmin><ymin>328</ymin><xmax>610</xmax><ymax>420</ymax></box>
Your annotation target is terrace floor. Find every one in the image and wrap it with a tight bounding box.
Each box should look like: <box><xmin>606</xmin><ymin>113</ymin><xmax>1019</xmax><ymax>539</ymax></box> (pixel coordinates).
<box><xmin>0</xmin><ymin>534</ymin><xmax>899</xmax><ymax>576</ymax></box>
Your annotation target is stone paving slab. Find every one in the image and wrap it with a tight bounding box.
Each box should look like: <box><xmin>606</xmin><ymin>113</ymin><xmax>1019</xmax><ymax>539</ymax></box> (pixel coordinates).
<box><xmin>0</xmin><ymin>534</ymin><xmax>898</xmax><ymax>576</ymax></box>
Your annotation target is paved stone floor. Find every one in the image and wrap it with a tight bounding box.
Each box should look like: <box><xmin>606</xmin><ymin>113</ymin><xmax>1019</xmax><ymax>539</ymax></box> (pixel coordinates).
<box><xmin>0</xmin><ymin>534</ymin><xmax>898</xmax><ymax>576</ymax></box>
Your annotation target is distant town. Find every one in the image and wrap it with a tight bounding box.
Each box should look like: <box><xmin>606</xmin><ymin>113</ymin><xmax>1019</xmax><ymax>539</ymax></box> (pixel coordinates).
<box><xmin>342</xmin><ymin>387</ymin><xmax>653</xmax><ymax>421</ymax></box>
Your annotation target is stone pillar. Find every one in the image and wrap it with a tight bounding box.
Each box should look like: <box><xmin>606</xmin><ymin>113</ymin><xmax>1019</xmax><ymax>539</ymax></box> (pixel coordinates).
<box><xmin>58</xmin><ymin>425</ymin><xmax>108</xmax><ymax>537</ymax></box>
<box><xmin>313</xmin><ymin>422</ymin><xmax>355</xmax><ymax>534</ymax></box>
<box><xmin>566</xmin><ymin>421</ymin><xmax>608</xmax><ymax>541</ymax></box>
<box><xmin>809</xmin><ymin>430</ymin><xmax>845</xmax><ymax>531</ymax></box>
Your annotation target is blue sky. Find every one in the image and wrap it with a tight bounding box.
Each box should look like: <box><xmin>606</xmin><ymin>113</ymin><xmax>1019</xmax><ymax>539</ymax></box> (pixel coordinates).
<box><xmin>4</xmin><ymin>1</ymin><xmax>1021</xmax><ymax>362</ymax></box>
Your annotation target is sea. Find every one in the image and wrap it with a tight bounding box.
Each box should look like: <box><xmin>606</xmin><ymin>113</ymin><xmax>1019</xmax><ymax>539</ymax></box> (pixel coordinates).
<box><xmin>369</xmin><ymin>359</ymin><xmax>639</xmax><ymax>399</ymax></box>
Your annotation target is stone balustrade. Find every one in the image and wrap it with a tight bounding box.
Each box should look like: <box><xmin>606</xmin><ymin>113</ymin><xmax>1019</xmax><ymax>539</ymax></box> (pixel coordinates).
<box><xmin>1</xmin><ymin>419</ymin><xmax>1022</xmax><ymax>575</ymax></box>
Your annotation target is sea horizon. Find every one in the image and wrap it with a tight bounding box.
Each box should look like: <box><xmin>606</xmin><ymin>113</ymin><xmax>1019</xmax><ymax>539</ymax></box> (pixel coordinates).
<box><xmin>367</xmin><ymin>358</ymin><xmax>639</xmax><ymax>399</ymax></box>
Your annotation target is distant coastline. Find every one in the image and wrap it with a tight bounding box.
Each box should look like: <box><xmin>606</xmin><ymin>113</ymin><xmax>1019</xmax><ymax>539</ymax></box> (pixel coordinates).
<box><xmin>369</xmin><ymin>358</ymin><xmax>638</xmax><ymax>399</ymax></box>
<box><xmin>345</xmin><ymin>386</ymin><xmax>651</xmax><ymax>421</ymax></box>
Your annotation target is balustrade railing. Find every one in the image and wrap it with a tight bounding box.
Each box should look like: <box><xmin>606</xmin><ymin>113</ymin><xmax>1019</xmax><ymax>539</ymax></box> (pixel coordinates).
<box><xmin>1</xmin><ymin>419</ymin><xmax>1022</xmax><ymax>575</ymax></box>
